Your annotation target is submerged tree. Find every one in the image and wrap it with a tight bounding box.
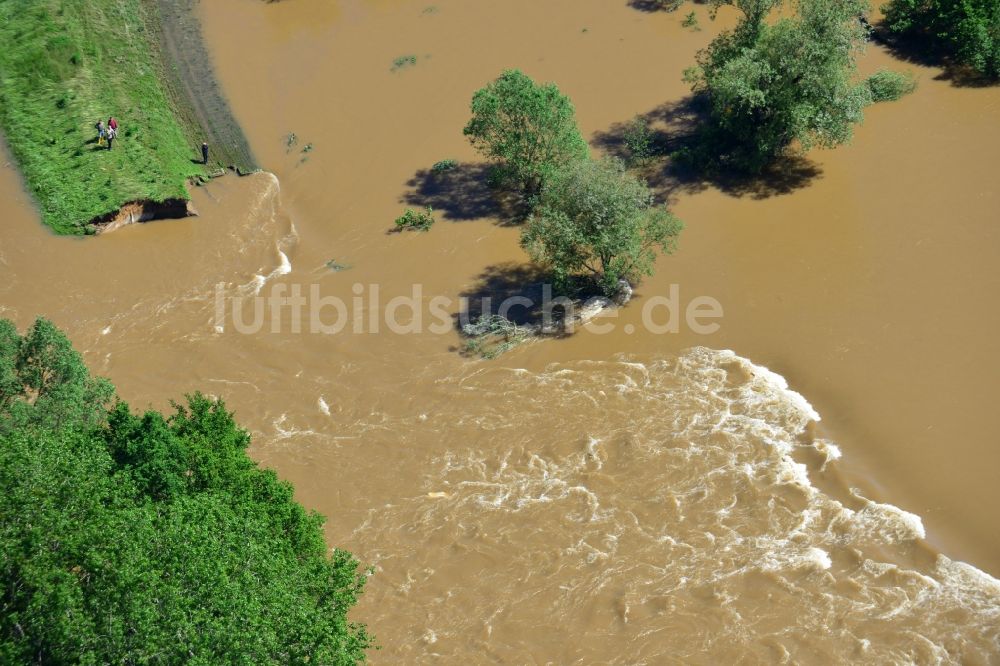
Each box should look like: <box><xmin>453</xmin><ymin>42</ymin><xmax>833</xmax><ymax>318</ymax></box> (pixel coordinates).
<box><xmin>683</xmin><ymin>0</ymin><xmax>910</xmax><ymax>172</ymax></box>
<box><xmin>463</xmin><ymin>69</ymin><xmax>589</xmax><ymax>195</ymax></box>
<box><xmin>521</xmin><ymin>158</ymin><xmax>683</xmax><ymax>295</ymax></box>
<box><xmin>882</xmin><ymin>0</ymin><xmax>1000</xmax><ymax>78</ymax></box>
<box><xmin>0</xmin><ymin>318</ymin><xmax>371</xmax><ymax>664</ymax></box>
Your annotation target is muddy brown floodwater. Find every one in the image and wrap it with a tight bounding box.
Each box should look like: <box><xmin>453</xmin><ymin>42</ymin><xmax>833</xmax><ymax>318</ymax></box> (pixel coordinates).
<box><xmin>2</xmin><ymin>0</ymin><xmax>999</xmax><ymax>661</ymax></box>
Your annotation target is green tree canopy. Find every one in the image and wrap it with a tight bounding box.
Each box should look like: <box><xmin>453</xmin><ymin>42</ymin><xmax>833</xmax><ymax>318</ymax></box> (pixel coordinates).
<box><xmin>684</xmin><ymin>0</ymin><xmax>907</xmax><ymax>171</ymax></box>
<box><xmin>883</xmin><ymin>0</ymin><xmax>1000</xmax><ymax>78</ymax></box>
<box><xmin>0</xmin><ymin>319</ymin><xmax>371</xmax><ymax>664</ymax></box>
<box><xmin>521</xmin><ymin>158</ymin><xmax>683</xmax><ymax>295</ymax></box>
<box><xmin>463</xmin><ymin>69</ymin><xmax>589</xmax><ymax>195</ymax></box>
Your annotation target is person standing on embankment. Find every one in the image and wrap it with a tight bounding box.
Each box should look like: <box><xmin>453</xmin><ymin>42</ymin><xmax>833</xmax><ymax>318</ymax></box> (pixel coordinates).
<box><xmin>202</xmin><ymin>141</ymin><xmax>209</xmax><ymax>165</ymax></box>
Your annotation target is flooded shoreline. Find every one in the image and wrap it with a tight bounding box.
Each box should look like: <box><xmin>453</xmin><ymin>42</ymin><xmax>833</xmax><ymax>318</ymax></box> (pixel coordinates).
<box><xmin>2</xmin><ymin>0</ymin><xmax>999</xmax><ymax>661</ymax></box>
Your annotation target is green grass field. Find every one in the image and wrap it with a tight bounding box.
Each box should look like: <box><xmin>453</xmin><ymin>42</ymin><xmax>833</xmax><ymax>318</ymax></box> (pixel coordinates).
<box><xmin>0</xmin><ymin>0</ymin><xmax>212</xmax><ymax>234</ymax></box>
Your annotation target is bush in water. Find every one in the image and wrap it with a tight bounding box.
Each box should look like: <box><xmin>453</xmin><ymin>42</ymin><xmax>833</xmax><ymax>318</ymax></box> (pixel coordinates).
<box><xmin>866</xmin><ymin>69</ymin><xmax>919</xmax><ymax>101</ymax></box>
<box><xmin>395</xmin><ymin>206</ymin><xmax>436</xmax><ymax>231</ymax></box>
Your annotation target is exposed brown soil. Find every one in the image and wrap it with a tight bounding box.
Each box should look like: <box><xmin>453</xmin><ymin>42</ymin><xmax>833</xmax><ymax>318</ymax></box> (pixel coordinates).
<box><xmin>91</xmin><ymin>198</ymin><xmax>198</xmax><ymax>234</ymax></box>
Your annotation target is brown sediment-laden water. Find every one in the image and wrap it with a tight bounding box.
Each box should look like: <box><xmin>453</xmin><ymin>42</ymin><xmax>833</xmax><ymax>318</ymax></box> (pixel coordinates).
<box><xmin>2</xmin><ymin>0</ymin><xmax>999</xmax><ymax>661</ymax></box>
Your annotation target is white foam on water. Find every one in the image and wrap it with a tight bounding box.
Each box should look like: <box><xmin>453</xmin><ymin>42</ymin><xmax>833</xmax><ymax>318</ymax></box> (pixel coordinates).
<box><xmin>807</xmin><ymin>547</ymin><xmax>833</xmax><ymax>570</ymax></box>
<box><xmin>860</xmin><ymin>501</ymin><xmax>927</xmax><ymax>541</ymax></box>
<box><xmin>349</xmin><ymin>348</ymin><xmax>1000</xmax><ymax>663</ymax></box>
<box><xmin>272</xmin><ymin>413</ymin><xmax>319</xmax><ymax>441</ymax></box>
<box><xmin>228</xmin><ymin>173</ymin><xmax>297</xmax><ymax>296</ymax></box>
<box><xmin>318</xmin><ymin>396</ymin><xmax>331</xmax><ymax>416</ymax></box>
<box><xmin>241</xmin><ymin>248</ymin><xmax>293</xmax><ymax>297</ymax></box>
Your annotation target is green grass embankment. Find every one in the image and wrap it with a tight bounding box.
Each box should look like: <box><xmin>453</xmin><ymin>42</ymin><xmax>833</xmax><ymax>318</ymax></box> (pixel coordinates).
<box><xmin>0</xmin><ymin>0</ymin><xmax>257</xmax><ymax>235</ymax></box>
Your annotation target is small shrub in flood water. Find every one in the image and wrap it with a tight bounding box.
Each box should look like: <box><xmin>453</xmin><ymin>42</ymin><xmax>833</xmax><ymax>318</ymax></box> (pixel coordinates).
<box><xmin>682</xmin><ymin>11</ymin><xmax>700</xmax><ymax>30</ymax></box>
<box><xmin>391</xmin><ymin>55</ymin><xmax>417</xmax><ymax>71</ymax></box>
<box><xmin>394</xmin><ymin>206</ymin><xmax>436</xmax><ymax>231</ymax></box>
<box><xmin>431</xmin><ymin>159</ymin><xmax>458</xmax><ymax>173</ymax></box>
<box><xmin>866</xmin><ymin>70</ymin><xmax>917</xmax><ymax>102</ymax></box>
<box><xmin>623</xmin><ymin>116</ymin><xmax>655</xmax><ymax>165</ymax></box>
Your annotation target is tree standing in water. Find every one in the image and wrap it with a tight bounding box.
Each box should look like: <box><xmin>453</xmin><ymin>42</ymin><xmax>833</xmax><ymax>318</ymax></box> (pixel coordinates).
<box><xmin>682</xmin><ymin>0</ymin><xmax>911</xmax><ymax>172</ymax></box>
<box><xmin>521</xmin><ymin>158</ymin><xmax>683</xmax><ymax>296</ymax></box>
<box><xmin>464</xmin><ymin>69</ymin><xmax>589</xmax><ymax>196</ymax></box>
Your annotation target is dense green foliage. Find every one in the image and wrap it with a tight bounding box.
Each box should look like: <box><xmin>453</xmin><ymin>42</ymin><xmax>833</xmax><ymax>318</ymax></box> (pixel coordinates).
<box><xmin>683</xmin><ymin>0</ymin><xmax>910</xmax><ymax>171</ymax></box>
<box><xmin>0</xmin><ymin>319</ymin><xmax>371</xmax><ymax>664</ymax></box>
<box><xmin>463</xmin><ymin>69</ymin><xmax>589</xmax><ymax>195</ymax></box>
<box><xmin>0</xmin><ymin>0</ymin><xmax>204</xmax><ymax>233</ymax></box>
<box><xmin>521</xmin><ymin>159</ymin><xmax>683</xmax><ymax>294</ymax></box>
<box><xmin>883</xmin><ymin>0</ymin><xmax>1000</xmax><ymax>77</ymax></box>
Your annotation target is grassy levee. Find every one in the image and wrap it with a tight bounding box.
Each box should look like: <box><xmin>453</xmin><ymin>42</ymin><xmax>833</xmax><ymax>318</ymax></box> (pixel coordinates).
<box><xmin>151</xmin><ymin>0</ymin><xmax>258</xmax><ymax>177</ymax></box>
<box><xmin>0</xmin><ymin>0</ymin><xmax>201</xmax><ymax>234</ymax></box>
<box><xmin>0</xmin><ymin>0</ymin><xmax>257</xmax><ymax>235</ymax></box>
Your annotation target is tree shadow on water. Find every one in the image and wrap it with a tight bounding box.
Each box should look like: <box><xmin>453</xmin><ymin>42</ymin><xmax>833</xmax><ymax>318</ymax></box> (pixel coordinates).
<box><xmin>450</xmin><ymin>263</ymin><xmax>608</xmax><ymax>357</ymax></box>
<box><xmin>871</xmin><ymin>25</ymin><xmax>998</xmax><ymax>89</ymax></box>
<box><xmin>400</xmin><ymin>162</ymin><xmax>524</xmax><ymax>225</ymax></box>
<box><xmin>591</xmin><ymin>95</ymin><xmax>823</xmax><ymax>203</ymax></box>
<box><xmin>453</xmin><ymin>263</ymin><xmax>552</xmax><ymax>332</ymax></box>
<box><xmin>627</xmin><ymin>0</ymin><xmax>707</xmax><ymax>12</ymax></box>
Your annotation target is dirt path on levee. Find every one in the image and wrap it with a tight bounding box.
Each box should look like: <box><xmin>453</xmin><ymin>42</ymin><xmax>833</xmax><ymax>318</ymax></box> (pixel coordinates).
<box><xmin>146</xmin><ymin>0</ymin><xmax>258</xmax><ymax>174</ymax></box>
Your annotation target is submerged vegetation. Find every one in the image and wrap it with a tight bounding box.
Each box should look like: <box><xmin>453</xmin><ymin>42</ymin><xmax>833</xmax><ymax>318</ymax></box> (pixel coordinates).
<box><xmin>0</xmin><ymin>319</ymin><xmax>371</xmax><ymax>663</ymax></box>
<box><xmin>391</xmin><ymin>54</ymin><xmax>418</xmax><ymax>71</ymax></box>
<box><xmin>461</xmin><ymin>315</ymin><xmax>532</xmax><ymax>359</ymax></box>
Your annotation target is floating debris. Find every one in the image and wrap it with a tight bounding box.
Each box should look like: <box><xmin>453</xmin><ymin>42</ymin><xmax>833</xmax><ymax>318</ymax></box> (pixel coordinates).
<box><xmin>325</xmin><ymin>259</ymin><xmax>352</xmax><ymax>272</ymax></box>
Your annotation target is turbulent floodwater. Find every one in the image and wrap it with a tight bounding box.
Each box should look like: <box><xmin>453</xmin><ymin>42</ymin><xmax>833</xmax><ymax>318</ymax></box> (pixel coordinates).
<box><xmin>2</xmin><ymin>0</ymin><xmax>999</xmax><ymax>662</ymax></box>
<box><xmin>343</xmin><ymin>352</ymin><xmax>1000</xmax><ymax>663</ymax></box>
